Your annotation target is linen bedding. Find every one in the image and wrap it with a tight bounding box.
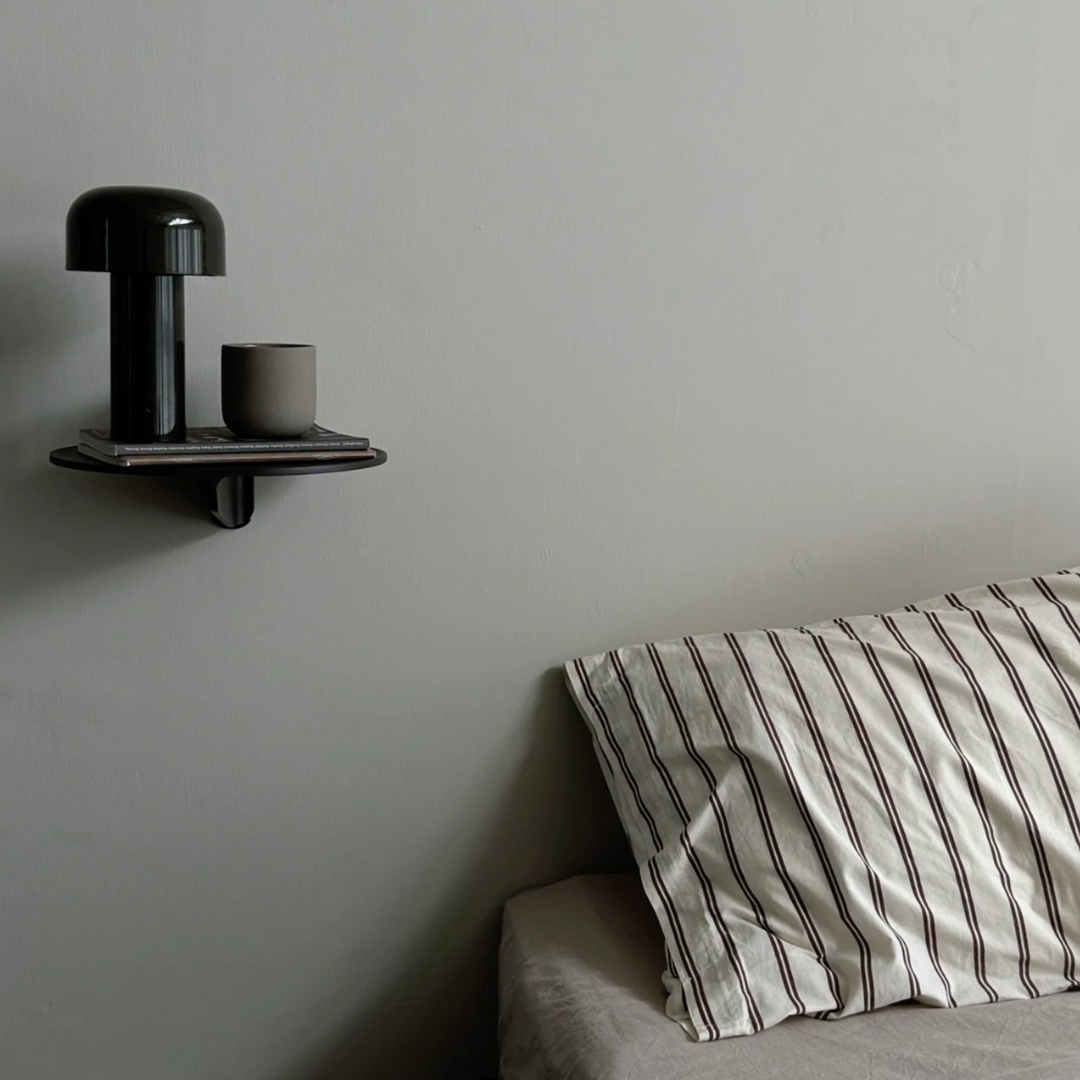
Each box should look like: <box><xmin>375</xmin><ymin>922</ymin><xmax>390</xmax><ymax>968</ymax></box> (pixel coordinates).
<box><xmin>563</xmin><ymin>568</ymin><xmax>1080</xmax><ymax>1039</ymax></box>
<box><xmin>499</xmin><ymin>872</ymin><xmax>1080</xmax><ymax>1080</ymax></box>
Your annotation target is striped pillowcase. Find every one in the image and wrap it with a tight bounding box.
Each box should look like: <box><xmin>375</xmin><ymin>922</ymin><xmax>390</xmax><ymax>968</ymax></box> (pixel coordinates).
<box><xmin>565</xmin><ymin>568</ymin><xmax>1080</xmax><ymax>1039</ymax></box>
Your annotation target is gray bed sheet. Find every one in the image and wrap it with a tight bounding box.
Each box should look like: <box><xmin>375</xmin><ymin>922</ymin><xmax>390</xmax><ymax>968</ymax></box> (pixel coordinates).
<box><xmin>499</xmin><ymin>872</ymin><xmax>1080</xmax><ymax>1080</ymax></box>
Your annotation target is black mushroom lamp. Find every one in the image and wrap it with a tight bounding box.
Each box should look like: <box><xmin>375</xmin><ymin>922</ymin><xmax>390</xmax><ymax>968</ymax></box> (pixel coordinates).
<box><xmin>66</xmin><ymin>186</ymin><xmax>226</xmax><ymax>442</ymax></box>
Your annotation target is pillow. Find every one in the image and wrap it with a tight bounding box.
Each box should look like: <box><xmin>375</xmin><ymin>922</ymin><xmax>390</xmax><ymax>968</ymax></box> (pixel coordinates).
<box><xmin>565</xmin><ymin>568</ymin><xmax>1080</xmax><ymax>1040</ymax></box>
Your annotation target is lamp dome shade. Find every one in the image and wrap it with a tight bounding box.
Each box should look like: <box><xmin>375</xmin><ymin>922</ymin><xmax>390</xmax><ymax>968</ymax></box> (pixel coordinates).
<box><xmin>66</xmin><ymin>186</ymin><xmax>225</xmax><ymax>275</ymax></box>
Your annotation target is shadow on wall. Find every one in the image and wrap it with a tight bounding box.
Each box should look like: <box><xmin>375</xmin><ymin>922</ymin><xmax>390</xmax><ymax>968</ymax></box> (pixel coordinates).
<box><xmin>0</xmin><ymin>258</ymin><xmax>197</xmax><ymax>600</ymax></box>
<box><xmin>277</xmin><ymin>667</ymin><xmax>632</xmax><ymax>1080</ymax></box>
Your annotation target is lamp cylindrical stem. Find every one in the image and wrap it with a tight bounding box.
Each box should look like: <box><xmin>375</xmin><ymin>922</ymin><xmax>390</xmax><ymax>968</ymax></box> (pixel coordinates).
<box><xmin>109</xmin><ymin>273</ymin><xmax>186</xmax><ymax>442</ymax></box>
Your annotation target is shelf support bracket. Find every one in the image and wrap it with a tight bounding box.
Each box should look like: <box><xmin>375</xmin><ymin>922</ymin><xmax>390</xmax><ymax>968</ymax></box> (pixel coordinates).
<box><xmin>210</xmin><ymin>474</ymin><xmax>255</xmax><ymax>529</ymax></box>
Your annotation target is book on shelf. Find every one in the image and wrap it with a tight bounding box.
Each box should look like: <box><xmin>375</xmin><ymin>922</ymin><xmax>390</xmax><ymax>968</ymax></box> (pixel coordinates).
<box><xmin>75</xmin><ymin>445</ymin><xmax>377</xmax><ymax>468</ymax></box>
<box><xmin>78</xmin><ymin>424</ymin><xmax>370</xmax><ymax>457</ymax></box>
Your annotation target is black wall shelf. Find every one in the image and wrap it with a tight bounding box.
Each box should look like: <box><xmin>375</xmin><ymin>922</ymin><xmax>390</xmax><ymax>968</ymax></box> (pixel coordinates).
<box><xmin>49</xmin><ymin>446</ymin><xmax>388</xmax><ymax>529</ymax></box>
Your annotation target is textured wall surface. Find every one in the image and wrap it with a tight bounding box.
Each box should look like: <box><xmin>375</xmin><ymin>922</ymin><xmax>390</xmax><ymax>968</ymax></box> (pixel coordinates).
<box><xmin>1</xmin><ymin>3</ymin><xmax>1078</xmax><ymax>1078</ymax></box>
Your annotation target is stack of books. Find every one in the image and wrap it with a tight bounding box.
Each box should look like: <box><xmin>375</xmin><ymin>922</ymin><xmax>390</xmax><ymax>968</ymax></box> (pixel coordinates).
<box><xmin>76</xmin><ymin>425</ymin><xmax>375</xmax><ymax>467</ymax></box>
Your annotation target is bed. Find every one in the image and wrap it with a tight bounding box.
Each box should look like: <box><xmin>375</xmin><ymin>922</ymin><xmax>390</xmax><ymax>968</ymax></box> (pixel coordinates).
<box><xmin>499</xmin><ymin>566</ymin><xmax>1080</xmax><ymax>1078</ymax></box>
<box><xmin>499</xmin><ymin>871</ymin><xmax>1080</xmax><ymax>1080</ymax></box>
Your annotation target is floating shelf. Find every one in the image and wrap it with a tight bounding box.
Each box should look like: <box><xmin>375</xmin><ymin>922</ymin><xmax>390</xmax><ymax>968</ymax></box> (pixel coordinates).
<box><xmin>49</xmin><ymin>446</ymin><xmax>388</xmax><ymax>529</ymax></box>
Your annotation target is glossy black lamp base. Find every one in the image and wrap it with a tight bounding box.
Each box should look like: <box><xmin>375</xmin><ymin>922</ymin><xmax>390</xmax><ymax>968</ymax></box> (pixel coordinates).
<box><xmin>110</xmin><ymin>272</ymin><xmax>185</xmax><ymax>442</ymax></box>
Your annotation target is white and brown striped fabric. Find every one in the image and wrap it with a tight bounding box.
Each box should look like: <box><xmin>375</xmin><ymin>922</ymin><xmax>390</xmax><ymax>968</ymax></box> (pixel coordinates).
<box><xmin>565</xmin><ymin>568</ymin><xmax>1080</xmax><ymax>1040</ymax></box>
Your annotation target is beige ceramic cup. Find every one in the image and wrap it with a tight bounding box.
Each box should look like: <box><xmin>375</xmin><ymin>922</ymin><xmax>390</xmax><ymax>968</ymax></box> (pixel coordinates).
<box><xmin>221</xmin><ymin>343</ymin><xmax>316</xmax><ymax>438</ymax></box>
